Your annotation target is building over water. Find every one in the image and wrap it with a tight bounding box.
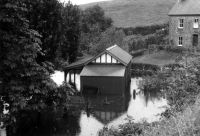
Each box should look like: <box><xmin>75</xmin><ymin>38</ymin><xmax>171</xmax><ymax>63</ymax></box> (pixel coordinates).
<box><xmin>64</xmin><ymin>45</ymin><xmax>132</xmax><ymax>96</ymax></box>
<box><xmin>168</xmin><ymin>0</ymin><xmax>200</xmax><ymax>48</ymax></box>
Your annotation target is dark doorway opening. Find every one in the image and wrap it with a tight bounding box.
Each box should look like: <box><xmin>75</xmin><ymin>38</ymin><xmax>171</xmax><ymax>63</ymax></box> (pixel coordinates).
<box><xmin>193</xmin><ymin>34</ymin><xmax>198</xmax><ymax>47</ymax></box>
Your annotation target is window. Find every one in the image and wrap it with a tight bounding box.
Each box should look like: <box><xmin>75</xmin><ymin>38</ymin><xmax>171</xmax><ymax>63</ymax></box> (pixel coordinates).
<box><xmin>194</xmin><ymin>18</ymin><xmax>199</xmax><ymax>28</ymax></box>
<box><xmin>178</xmin><ymin>36</ymin><xmax>183</xmax><ymax>46</ymax></box>
<box><xmin>179</xmin><ymin>19</ymin><xmax>184</xmax><ymax>28</ymax></box>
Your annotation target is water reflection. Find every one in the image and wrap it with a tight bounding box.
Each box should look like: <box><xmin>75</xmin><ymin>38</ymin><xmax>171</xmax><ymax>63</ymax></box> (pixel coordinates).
<box><xmin>9</xmin><ymin>77</ymin><xmax>168</xmax><ymax>136</ymax></box>
<box><xmin>77</xmin><ymin>78</ymin><xmax>168</xmax><ymax>136</ymax></box>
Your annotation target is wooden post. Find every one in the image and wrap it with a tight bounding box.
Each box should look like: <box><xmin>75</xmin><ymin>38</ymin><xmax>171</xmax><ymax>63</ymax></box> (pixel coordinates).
<box><xmin>64</xmin><ymin>71</ymin><xmax>67</xmax><ymax>82</ymax></box>
<box><xmin>69</xmin><ymin>72</ymin><xmax>71</xmax><ymax>83</ymax></box>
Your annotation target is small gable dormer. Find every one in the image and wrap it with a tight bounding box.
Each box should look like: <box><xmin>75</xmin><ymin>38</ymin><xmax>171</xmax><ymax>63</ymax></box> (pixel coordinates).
<box><xmin>92</xmin><ymin>53</ymin><xmax>120</xmax><ymax>64</ymax></box>
<box><xmin>87</xmin><ymin>45</ymin><xmax>132</xmax><ymax>66</ymax></box>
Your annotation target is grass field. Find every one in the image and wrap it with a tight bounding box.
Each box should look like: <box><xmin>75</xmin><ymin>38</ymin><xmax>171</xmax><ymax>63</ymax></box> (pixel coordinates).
<box><xmin>81</xmin><ymin>0</ymin><xmax>176</xmax><ymax>27</ymax></box>
<box><xmin>132</xmin><ymin>51</ymin><xmax>179</xmax><ymax>66</ymax></box>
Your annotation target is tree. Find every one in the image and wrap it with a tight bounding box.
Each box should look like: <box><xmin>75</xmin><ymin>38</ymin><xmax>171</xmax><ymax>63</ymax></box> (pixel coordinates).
<box><xmin>25</xmin><ymin>0</ymin><xmax>81</xmax><ymax>64</ymax></box>
<box><xmin>0</xmin><ymin>0</ymin><xmax>65</xmax><ymax>129</ymax></box>
<box><xmin>90</xmin><ymin>27</ymin><xmax>126</xmax><ymax>54</ymax></box>
<box><xmin>81</xmin><ymin>5</ymin><xmax>112</xmax><ymax>33</ymax></box>
<box><xmin>60</xmin><ymin>2</ymin><xmax>81</xmax><ymax>63</ymax></box>
<box><xmin>80</xmin><ymin>5</ymin><xmax>113</xmax><ymax>54</ymax></box>
<box><xmin>25</xmin><ymin>0</ymin><xmax>63</xmax><ymax>63</ymax></box>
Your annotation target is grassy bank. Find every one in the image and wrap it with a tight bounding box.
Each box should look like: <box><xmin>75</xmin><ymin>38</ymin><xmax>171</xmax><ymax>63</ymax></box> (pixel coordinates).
<box><xmin>132</xmin><ymin>51</ymin><xmax>179</xmax><ymax>66</ymax></box>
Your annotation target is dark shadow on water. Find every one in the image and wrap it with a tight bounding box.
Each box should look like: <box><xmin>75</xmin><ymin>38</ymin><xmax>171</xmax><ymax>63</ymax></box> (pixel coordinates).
<box><xmin>12</xmin><ymin>108</ymin><xmax>81</xmax><ymax>136</ymax></box>
<box><xmin>143</xmin><ymin>85</ymin><xmax>162</xmax><ymax>106</ymax></box>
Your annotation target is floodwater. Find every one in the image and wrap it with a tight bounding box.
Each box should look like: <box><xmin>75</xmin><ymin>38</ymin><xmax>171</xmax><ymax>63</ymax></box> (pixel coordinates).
<box><xmin>3</xmin><ymin>77</ymin><xmax>168</xmax><ymax>136</ymax></box>
<box><xmin>76</xmin><ymin>78</ymin><xmax>168</xmax><ymax>136</ymax></box>
<box><xmin>0</xmin><ymin>128</ymin><xmax>6</xmax><ymax>136</ymax></box>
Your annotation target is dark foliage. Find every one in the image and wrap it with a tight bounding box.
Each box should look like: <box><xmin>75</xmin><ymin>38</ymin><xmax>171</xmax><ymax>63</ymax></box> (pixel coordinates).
<box><xmin>0</xmin><ymin>1</ymin><xmax>74</xmax><ymax>134</ymax></box>
<box><xmin>60</xmin><ymin>2</ymin><xmax>81</xmax><ymax>63</ymax></box>
<box><xmin>80</xmin><ymin>5</ymin><xmax>113</xmax><ymax>54</ymax></box>
<box><xmin>128</xmin><ymin>25</ymin><xmax>169</xmax><ymax>53</ymax></box>
<box><xmin>25</xmin><ymin>0</ymin><xmax>81</xmax><ymax>64</ymax></box>
<box><xmin>14</xmin><ymin>108</ymin><xmax>80</xmax><ymax>136</ymax></box>
<box><xmin>81</xmin><ymin>5</ymin><xmax>113</xmax><ymax>33</ymax></box>
<box><xmin>25</xmin><ymin>0</ymin><xmax>63</xmax><ymax>63</ymax></box>
<box><xmin>120</xmin><ymin>23</ymin><xmax>168</xmax><ymax>36</ymax></box>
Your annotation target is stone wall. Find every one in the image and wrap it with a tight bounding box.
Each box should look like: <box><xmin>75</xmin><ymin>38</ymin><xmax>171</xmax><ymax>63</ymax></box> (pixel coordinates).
<box><xmin>169</xmin><ymin>16</ymin><xmax>200</xmax><ymax>48</ymax></box>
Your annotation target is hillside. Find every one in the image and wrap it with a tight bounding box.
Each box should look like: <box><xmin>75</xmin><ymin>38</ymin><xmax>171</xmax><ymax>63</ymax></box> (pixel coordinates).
<box><xmin>80</xmin><ymin>0</ymin><xmax>176</xmax><ymax>27</ymax></box>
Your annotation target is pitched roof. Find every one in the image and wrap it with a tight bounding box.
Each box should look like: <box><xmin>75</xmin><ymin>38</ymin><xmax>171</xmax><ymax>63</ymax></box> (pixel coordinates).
<box><xmin>106</xmin><ymin>45</ymin><xmax>132</xmax><ymax>65</ymax></box>
<box><xmin>80</xmin><ymin>65</ymin><xmax>125</xmax><ymax>77</ymax></box>
<box><xmin>168</xmin><ymin>0</ymin><xmax>200</xmax><ymax>16</ymax></box>
<box><xmin>64</xmin><ymin>56</ymin><xmax>93</xmax><ymax>70</ymax></box>
<box><xmin>86</xmin><ymin>45</ymin><xmax>132</xmax><ymax>66</ymax></box>
<box><xmin>65</xmin><ymin>45</ymin><xmax>132</xmax><ymax>70</ymax></box>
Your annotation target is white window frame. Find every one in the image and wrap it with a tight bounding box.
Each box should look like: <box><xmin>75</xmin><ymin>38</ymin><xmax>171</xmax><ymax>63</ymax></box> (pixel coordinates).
<box><xmin>96</xmin><ymin>57</ymin><xmax>101</xmax><ymax>63</ymax></box>
<box><xmin>178</xmin><ymin>36</ymin><xmax>183</xmax><ymax>46</ymax></box>
<box><xmin>106</xmin><ymin>54</ymin><xmax>112</xmax><ymax>63</ymax></box>
<box><xmin>92</xmin><ymin>53</ymin><xmax>121</xmax><ymax>64</ymax></box>
<box><xmin>193</xmin><ymin>18</ymin><xmax>199</xmax><ymax>28</ymax></box>
<box><xmin>178</xmin><ymin>18</ymin><xmax>184</xmax><ymax>28</ymax></box>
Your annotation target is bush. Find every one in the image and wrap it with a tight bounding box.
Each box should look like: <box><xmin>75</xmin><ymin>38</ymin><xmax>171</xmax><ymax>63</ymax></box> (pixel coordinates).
<box><xmin>120</xmin><ymin>24</ymin><xmax>168</xmax><ymax>36</ymax></box>
<box><xmin>127</xmin><ymin>24</ymin><xmax>169</xmax><ymax>53</ymax></box>
<box><xmin>143</xmin><ymin>96</ymin><xmax>200</xmax><ymax>136</ymax></box>
<box><xmin>99</xmin><ymin>122</ymin><xmax>143</xmax><ymax>136</ymax></box>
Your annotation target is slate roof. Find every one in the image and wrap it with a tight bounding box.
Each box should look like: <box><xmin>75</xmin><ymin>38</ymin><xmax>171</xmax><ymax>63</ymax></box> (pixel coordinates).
<box><xmin>168</xmin><ymin>0</ymin><xmax>200</xmax><ymax>16</ymax></box>
<box><xmin>106</xmin><ymin>45</ymin><xmax>132</xmax><ymax>66</ymax></box>
<box><xmin>65</xmin><ymin>45</ymin><xmax>132</xmax><ymax>70</ymax></box>
<box><xmin>64</xmin><ymin>56</ymin><xmax>93</xmax><ymax>70</ymax></box>
<box><xmin>80</xmin><ymin>65</ymin><xmax>125</xmax><ymax>77</ymax></box>
<box><xmin>86</xmin><ymin>45</ymin><xmax>132</xmax><ymax>66</ymax></box>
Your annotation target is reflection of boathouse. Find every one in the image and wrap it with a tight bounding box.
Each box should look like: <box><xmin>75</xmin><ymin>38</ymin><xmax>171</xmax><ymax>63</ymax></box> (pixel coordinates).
<box><xmin>64</xmin><ymin>45</ymin><xmax>132</xmax><ymax>95</ymax></box>
<box><xmin>83</xmin><ymin>93</ymin><xmax>130</xmax><ymax>125</ymax></box>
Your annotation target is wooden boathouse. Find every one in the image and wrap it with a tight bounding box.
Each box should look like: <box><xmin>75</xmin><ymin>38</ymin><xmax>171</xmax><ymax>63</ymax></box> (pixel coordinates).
<box><xmin>64</xmin><ymin>45</ymin><xmax>132</xmax><ymax>95</ymax></box>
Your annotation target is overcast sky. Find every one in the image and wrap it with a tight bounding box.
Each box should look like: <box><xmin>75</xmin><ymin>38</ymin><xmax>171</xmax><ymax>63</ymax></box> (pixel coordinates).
<box><xmin>59</xmin><ymin>0</ymin><xmax>111</xmax><ymax>5</ymax></box>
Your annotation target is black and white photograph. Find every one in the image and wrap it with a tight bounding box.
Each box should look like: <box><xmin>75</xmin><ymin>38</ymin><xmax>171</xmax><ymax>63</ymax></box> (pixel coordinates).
<box><xmin>1</xmin><ymin>0</ymin><xmax>200</xmax><ymax>135</ymax></box>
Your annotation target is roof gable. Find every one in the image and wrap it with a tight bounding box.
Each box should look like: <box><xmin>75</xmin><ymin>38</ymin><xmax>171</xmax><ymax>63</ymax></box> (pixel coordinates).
<box><xmin>65</xmin><ymin>45</ymin><xmax>132</xmax><ymax>70</ymax></box>
<box><xmin>87</xmin><ymin>45</ymin><xmax>132</xmax><ymax>66</ymax></box>
<box><xmin>169</xmin><ymin>0</ymin><xmax>200</xmax><ymax>16</ymax></box>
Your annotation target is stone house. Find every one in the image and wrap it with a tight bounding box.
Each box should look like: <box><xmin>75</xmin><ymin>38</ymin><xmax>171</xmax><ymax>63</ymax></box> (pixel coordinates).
<box><xmin>168</xmin><ymin>0</ymin><xmax>200</xmax><ymax>48</ymax></box>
